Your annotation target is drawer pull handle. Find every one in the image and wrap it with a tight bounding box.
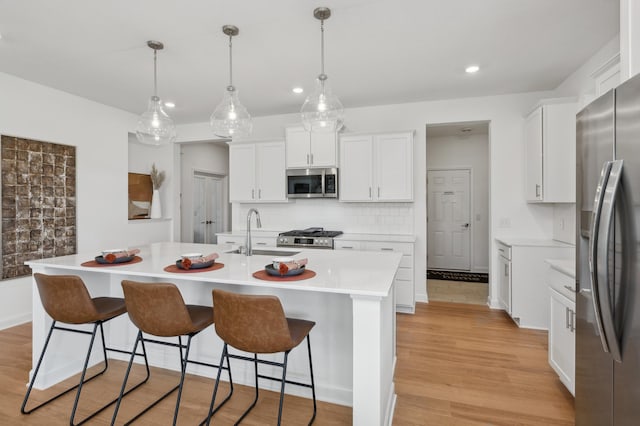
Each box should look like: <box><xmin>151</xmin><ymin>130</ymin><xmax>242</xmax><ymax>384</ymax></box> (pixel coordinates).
<box><xmin>563</xmin><ymin>285</ymin><xmax>576</xmax><ymax>293</ymax></box>
<box><xmin>256</xmin><ymin>242</ymin><xmax>267</xmax><ymax>246</ymax></box>
<box><xmin>380</xmin><ymin>248</ymin><xmax>394</xmax><ymax>251</ymax></box>
<box><xmin>341</xmin><ymin>246</ymin><xmax>354</xmax><ymax>249</ymax></box>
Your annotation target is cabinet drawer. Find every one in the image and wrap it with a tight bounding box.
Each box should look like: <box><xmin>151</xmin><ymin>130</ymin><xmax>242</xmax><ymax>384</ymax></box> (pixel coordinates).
<box><xmin>496</xmin><ymin>241</ymin><xmax>511</xmax><ymax>260</ymax></box>
<box><xmin>334</xmin><ymin>240</ymin><xmax>362</xmax><ymax>250</ymax></box>
<box><xmin>395</xmin><ymin>279</ymin><xmax>414</xmax><ymax>307</ymax></box>
<box><xmin>547</xmin><ymin>267</ymin><xmax>576</xmax><ymax>301</ymax></box>
<box><xmin>218</xmin><ymin>236</ymin><xmax>241</xmax><ymax>245</ymax></box>
<box><xmin>394</xmin><ymin>267</ymin><xmax>412</xmax><ymax>281</ymax></box>
<box><xmin>365</xmin><ymin>241</ymin><xmax>413</xmax><ymax>255</ymax></box>
<box><xmin>399</xmin><ymin>255</ymin><xmax>413</xmax><ymax>269</ymax></box>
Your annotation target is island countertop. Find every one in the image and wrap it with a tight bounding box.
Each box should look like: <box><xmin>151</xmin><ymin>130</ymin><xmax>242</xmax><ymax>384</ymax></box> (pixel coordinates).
<box><xmin>25</xmin><ymin>241</ymin><xmax>402</xmax><ymax>426</ymax></box>
<box><xmin>26</xmin><ymin>241</ymin><xmax>402</xmax><ymax>298</ymax></box>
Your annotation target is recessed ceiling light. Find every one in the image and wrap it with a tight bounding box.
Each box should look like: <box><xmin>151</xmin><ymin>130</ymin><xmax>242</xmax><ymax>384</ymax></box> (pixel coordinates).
<box><xmin>465</xmin><ymin>65</ymin><xmax>480</xmax><ymax>74</ymax></box>
<box><xmin>164</xmin><ymin>101</ymin><xmax>175</xmax><ymax>108</ymax></box>
<box><xmin>292</xmin><ymin>87</ymin><xmax>304</xmax><ymax>94</ymax></box>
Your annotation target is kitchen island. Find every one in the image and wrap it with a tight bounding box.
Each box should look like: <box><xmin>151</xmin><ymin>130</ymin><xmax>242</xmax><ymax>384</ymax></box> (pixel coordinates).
<box><xmin>25</xmin><ymin>242</ymin><xmax>402</xmax><ymax>426</ymax></box>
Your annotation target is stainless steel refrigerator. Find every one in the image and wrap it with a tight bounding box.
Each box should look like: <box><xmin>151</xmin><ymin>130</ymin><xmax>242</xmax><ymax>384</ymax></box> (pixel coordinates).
<box><xmin>576</xmin><ymin>72</ymin><xmax>640</xmax><ymax>425</ymax></box>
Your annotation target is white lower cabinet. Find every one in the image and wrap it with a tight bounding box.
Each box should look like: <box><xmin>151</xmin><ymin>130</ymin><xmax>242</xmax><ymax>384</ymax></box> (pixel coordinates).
<box><xmin>217</xmin><ymin>234</ymin><xmax>277</xmax><ymax>249</ymax></box>
<box><xmin>495</xmin><ymin>239</ymin><xmax>573</xmax><ymax>329</ymax></box>
<box><xmin>546</xmin><ymin>264</ymin><xmax>576</xmax><ymax>396</ymax></box>
<box><xmin>335</xmin><ymin>238</ymin><xmax>415</xmax><ymax>312</ymax></box>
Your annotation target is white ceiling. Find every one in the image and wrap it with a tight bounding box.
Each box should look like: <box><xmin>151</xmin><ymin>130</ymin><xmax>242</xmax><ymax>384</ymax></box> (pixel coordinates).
<box><xmin>0</xmin><ymin>0</ymin><xmax>619</xmax><ymax>125</ymax></box>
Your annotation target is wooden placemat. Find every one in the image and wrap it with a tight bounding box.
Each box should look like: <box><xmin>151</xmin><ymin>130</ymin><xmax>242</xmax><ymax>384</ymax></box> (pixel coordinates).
<box><xmin>252</xmin><ymin>269</ymin><xmax>316</xmax><ymax>281</ymax></box>
<box><xmin>81</xmin><ymin>256</ymin><xmax>143</xmax><ymax>267</ymax></box>
<box><xmin>163</xmin><ymin>262</ymin><xmax>225</xmax><ymax>273</ymax></box>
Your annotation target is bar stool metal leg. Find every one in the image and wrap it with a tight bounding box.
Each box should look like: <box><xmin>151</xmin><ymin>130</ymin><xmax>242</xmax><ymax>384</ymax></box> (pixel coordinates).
<box><xmin>306</xmin><ymin>335</ymin><xmax>317</xmax><ymax>425</ymax></box>
<box><xmin>202</xmin><ymin>343</ymin><xmax>236</xmax><ymax>426</ymax></box>
<box><xmin>22</xmin><ymin>320</ymin><xmax>150</xmax><ymax>426</ymax></box>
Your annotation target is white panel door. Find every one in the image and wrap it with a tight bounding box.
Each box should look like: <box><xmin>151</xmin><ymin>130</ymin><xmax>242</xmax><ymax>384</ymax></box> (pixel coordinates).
<box><xmin>193</xmin><ymin>173</ymin><xmax>223</xmax><ymax>244</ymax></box>
<box><xmin>427</xmin><ymin>169</ymin><xmax>471</xmax><ymax>270</ymax></box>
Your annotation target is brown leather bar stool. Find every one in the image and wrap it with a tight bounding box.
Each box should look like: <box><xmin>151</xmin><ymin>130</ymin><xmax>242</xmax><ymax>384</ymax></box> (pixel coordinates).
<box><xmin>112</xmin><ymin>280</ymin><xmax>232</xmax><ymax>426</ymax></box>
<box><xmin>204</xmin><ymin>289</ymin><xmax>317</xmax><ymax>426</ymax></box>
<box><xmin>21</xmin><ymin>273</ymin><xmax>150</xmax><ymax>426</ymax></box>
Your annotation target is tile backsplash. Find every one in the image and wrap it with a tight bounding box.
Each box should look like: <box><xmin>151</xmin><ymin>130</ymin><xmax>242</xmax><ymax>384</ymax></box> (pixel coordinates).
<box><xmin>231</xmin><ymin>199</ymin><xmax>414</xmax><ymax>235</ymax></box>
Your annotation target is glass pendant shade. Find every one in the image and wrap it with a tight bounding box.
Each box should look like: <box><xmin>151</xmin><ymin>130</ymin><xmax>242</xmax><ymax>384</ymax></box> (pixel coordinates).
<box><xmin>211</xmin><ymin>25</ymin><xmax>252</xmax><ymax>139</ymax></box>
<box><xmin>136</xmin><ymin>95</ymin><xmax>176</xmax><ymax>145</ymax></box>
<box><xmin>301</xmin><ymin>77</ymin><xmax>344</xmax><ymax>132</ymax></box>
<box><xmin>301</xmin><ymin>7</ymin><xmax>344</xmax><ymax>133</ymax></box>
<box><xmin>210</xmin><ymin>86</ymin><xmax>252</xmax><ymax>138</ymax></box>
<box><xmin>135</xmin><ymin>41</ymin><xmax>176</xmax><ymax>146</ymax></box>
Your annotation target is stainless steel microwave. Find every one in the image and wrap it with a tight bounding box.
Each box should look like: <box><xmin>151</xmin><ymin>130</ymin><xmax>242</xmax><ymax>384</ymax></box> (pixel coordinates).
<box><xmin>286</xmin><ymin>168</ymin><xmax>338</xmax><ymax>198</ymax></box>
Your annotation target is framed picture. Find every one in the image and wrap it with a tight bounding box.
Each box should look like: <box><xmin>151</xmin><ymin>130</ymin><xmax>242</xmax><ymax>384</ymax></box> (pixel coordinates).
<box><xmin>128</xmin><ymin>173</ymin><xmax>152</xmax><ymax>219</ymax></box>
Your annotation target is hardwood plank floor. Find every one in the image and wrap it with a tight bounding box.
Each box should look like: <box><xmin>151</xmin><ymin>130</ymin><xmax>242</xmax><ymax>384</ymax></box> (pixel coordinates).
<box><xmin>0</xmin><ymin>302</ymin><xmax>574</xmax><ymax>425</ymax></box>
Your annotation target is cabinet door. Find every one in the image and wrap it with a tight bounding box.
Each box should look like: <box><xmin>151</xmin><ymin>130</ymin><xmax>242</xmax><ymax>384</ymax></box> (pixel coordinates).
<box><xmin>374</xmin><ymin>133</ymin><xmax>413</xmax><ymax>201</ymax></box>
<box><xmin>498</xmin><ymin>255</ymin><xmax>511</xmax><ymax>314</ymax></box>
<box><xmin>256</xmin><ymin>142</ymin><xmax>286</xmax><ymax>201</ymax></box>
<box><xmin>339</xmin><ymin>135</ymin><xmax>373</xmax><ymax>201</ymax></box>
<box><xmin>524</xmin><ymin>107</ymin><xmax>543</xmax><ymax>201</ymax></box>
<box><xmin>309</xmin><ymin>131</ymin><xmax>337</xmax><ymax>167</ymax></box>
<box><xmin>549</xmin><ymin>287</ymin><xmax>575</xmax><ymax>395</ymax></box>
<box><xmin>229</xmin><ymin>144</ymin><xmax>256</xmax><ymax>202</ymax></box>
<box><xmin>285</xmin><ymin>127</ymin><xmax>311</xmax><ymax>168</ymax></box>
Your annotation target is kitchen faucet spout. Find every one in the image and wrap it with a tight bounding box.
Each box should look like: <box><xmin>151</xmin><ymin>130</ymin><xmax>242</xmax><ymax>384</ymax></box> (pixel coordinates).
<box><xmin>245</xmin><ymin>208</ymin><xmax>262</xmax><ymax>256</ymax></box>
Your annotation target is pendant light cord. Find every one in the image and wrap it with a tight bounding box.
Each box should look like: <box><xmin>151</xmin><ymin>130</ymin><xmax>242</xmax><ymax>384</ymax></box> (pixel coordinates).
<box><xmin>320</xmin><ymin>19</ymin><xmax>325</xmax><ymax>77</ymax></box>
<box><xmin>153</xmin><ymin>48</ymin><xmax>158</xmax><ymax>97</ymax></box>
<box><xmin>228</xmin><ymin>34</ymin><xmax>233</xmax><ymax>88</ymax></box>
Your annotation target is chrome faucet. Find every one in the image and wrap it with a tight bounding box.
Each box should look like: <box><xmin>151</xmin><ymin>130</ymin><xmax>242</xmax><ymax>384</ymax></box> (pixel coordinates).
<box><xmin>245</xmin><ymin>208</ymin><xmax>262</xmax><ymax>256</ymax></box>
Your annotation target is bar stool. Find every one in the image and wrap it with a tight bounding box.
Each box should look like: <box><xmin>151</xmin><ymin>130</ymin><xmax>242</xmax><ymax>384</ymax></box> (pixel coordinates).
<box><xmin>204</xmin><ymin>289</ymin><xmax>317</xmax><ymax>426</ymax></box>
<box><xmin>21</xmin><ymin>273</ymin><xmax>150</xmax><ymax>426</ymax></box>
<box><xmin>112</xmin><ymin>280</ymin><xmax>232</xmax><ymax>425</ymax></box>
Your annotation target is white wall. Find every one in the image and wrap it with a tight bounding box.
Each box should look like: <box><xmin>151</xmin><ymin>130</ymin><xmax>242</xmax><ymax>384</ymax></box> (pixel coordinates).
<box><xmin>0</xmin><ymin>72</ymin><xmax>172</xmax><ymax>329</ymax></box>
<box><xmin>426</xmin><ymin>131</ymin><xmax>489</xmax><ymax>272</ymax></box>
<box><xmin>179</xmin><ymin>91</ymin><xmax>553</xmax><ymax>307</ymax></box>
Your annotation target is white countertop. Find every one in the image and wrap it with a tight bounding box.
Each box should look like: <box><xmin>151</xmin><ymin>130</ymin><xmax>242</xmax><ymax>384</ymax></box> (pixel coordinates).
<box><xmin>545</xmin><ymin>258</ymin><xmax>576</xmax><ymax>278</ymax></box>
<box><xmin>496</xmin><ymin>237</ymin><xmax>574</xmax><ymax>248</ymax></box>
<box><xmin>25</xmin><ymin>241</ymin><xmax>402</xmax><ymax>298</ymax></box>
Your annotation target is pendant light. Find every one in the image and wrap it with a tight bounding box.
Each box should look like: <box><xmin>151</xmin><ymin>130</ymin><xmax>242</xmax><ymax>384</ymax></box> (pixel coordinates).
<box><xmin>301</xmin><ymin>7</ymin><xmax>344</xmax><ymax>133</ymax></box>
<box><xmin>136</xmin><ymin>41</ymin><xmax>176</xmax><ymax>146</ymax></box>
<box><xmin>210</xmin><ymin>25</ymin><xmax>252</xmax><ymax>139</ymax></box>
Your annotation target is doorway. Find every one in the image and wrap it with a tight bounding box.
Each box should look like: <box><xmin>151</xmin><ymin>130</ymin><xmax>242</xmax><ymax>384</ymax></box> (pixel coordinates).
<box><xmin>193</xmin><ymin>172</ymin><xmax>224</xmax><ymax>244</ymax></box>
<box><xmin>426</xmin><ymin>121</ymin><xmax>490</xmax><ymax>305</ymax></box>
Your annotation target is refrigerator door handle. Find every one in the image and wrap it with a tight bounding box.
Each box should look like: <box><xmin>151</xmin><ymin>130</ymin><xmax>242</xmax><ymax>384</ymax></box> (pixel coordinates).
<box><xmin>596</xmin><ymin>159</ymin><xmax>624</xmax><ymax>363</ymax></box>
<box><xmin>588</xmin><ymin>161</ymin><xmax>613</xmax><ymax>354</ymax></box>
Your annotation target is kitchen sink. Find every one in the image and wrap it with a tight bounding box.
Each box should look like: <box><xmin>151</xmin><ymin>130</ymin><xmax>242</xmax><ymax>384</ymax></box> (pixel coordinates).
<box><xmin>225</xmin><ymin>249</ymin><xmax>301</xmax><ymax>256</ymax></box>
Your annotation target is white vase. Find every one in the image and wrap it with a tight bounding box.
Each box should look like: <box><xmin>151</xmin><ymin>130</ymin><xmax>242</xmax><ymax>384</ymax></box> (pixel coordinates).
<box><xmin>150</xmin><ymin>189</ymin><xmax>162</xmax><ymax>219</ymax></box>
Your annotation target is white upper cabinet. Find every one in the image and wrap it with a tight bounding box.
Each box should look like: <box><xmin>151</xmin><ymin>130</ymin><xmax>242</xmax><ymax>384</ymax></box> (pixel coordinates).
<box><xmin>285</xmin><ymin>126</ymin><xmax>337</xmax><ymax>168</ymax></box>
<box><xmin>523</xmin><ymin>99</ymin><xmax>577</xmax><ymax>203</ymax></box>
<box><xmin>229</xmin><ymin>140</ymin><xmax>287</xmax><ymax>203</ymax></box>
<box><xmin>339</xmin><ymin>131</ymin><xmax>414</xmax><ymax>202</ymax></box>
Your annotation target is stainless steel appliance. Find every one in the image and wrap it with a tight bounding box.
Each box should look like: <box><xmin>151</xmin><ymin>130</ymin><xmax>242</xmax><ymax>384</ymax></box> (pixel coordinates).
<box><xmin>286</xmin><ymin>168</ymin><xmax>338</xmax><ymax>198</ymax></box>
<box><xmin>576</xmin><ymin>73</ymin><xmax>640</xmax><ymax>425</ymax></box>
<box><xmin>277</xmin><ymin>227</ymin><xmax>343</xmax><ymax>249</ymax></box>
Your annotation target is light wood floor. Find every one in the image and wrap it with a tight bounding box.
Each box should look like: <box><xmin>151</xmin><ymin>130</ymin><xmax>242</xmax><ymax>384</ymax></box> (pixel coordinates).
<box><xmin>427</xmin><ymin>279</ymin><xmax>489</xmax><ymax>305</ymax></box>
<box><xmin>0</xmin><ymin>302</ymin><xmax>574</xmax><ymax>425</ymax></box>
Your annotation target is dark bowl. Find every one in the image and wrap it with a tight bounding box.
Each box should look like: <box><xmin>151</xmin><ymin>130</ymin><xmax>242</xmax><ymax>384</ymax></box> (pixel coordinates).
<box><xmin>264</xmin><ymin>264</ymin><xmax>306</xmax><ymax>277</ymax></box>
<box><xmin>176</xmin><ymin>259</ymin><xmax>215</xmax><ymax>270</ymax></box>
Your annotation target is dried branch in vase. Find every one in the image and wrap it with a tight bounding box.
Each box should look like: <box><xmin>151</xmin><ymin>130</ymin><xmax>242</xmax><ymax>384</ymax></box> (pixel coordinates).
<box><xmin>150</xmin><ymin>163</ymin><xmax>165</xmax><ymax>190</ymax></box>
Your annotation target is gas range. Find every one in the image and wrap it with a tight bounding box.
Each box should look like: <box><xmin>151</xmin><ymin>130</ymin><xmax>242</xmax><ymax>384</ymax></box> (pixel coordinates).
<box><xmin>276</xmin><ymin>227</ymin><xmax>343</xmax><ymax>249</ymax></box>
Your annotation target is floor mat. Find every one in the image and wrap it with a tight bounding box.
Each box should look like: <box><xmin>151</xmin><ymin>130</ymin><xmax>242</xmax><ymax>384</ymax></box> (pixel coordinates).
<box><xmin>427</xmin><ymin>269</ymin><xmax>489</xmax><ymax>283</ymax></box>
